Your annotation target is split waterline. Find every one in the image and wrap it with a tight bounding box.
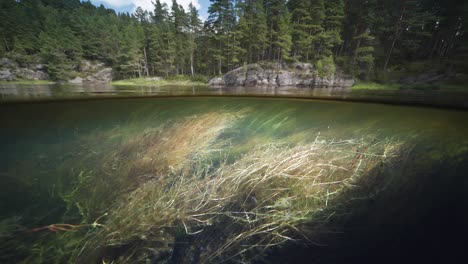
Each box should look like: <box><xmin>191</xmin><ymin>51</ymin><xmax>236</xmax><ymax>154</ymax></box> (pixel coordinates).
<box><xmin>0</xmin><ymin>91</ymin><xmax>467</xmax><ymax>263</ymax></box>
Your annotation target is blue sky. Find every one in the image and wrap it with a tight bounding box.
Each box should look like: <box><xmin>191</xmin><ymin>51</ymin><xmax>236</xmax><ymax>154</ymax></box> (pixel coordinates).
<box><xmin>87</xmin><ymin>0</ymin><xmax>210</xmax><ymax>20</ymax></box>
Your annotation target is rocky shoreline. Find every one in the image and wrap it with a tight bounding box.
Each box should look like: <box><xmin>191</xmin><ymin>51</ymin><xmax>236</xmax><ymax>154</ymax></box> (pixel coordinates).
<box><xmin>0</xmin><ymin>58</ymin><xmax>49</xmax><ymax>81</ymax></box>
<box><xmin>0</xmin><ymin>58</ymin><xmax>112</xmax><ymax>83</ymax></box>
<box><xmin>209</xmin><ymin>62</ymin><xmax>355</xmax><ymax>88</ymax></box>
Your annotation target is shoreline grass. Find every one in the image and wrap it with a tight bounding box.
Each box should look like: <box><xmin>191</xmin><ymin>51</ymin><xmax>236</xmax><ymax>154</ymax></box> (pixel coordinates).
<box><xmin>111</xmin><ymin>76</ymin><xmax>208</xmax><ymax>87</ymax></box>
<box><xmin>0</xmin><ymin>80</ymin><xmax>55</xmax><ymax>85</ymax></box>
<box><xmin>352</xmin><ymin>81</ymin><xmax>467</xmax><ymax>91</ymax></box>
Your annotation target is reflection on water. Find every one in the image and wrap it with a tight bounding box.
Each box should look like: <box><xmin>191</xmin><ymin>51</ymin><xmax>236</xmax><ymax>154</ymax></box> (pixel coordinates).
<box><xmin>1</xmin><ymin>83</ymin><xmax>467</xmax><ymax>108</ymax></box>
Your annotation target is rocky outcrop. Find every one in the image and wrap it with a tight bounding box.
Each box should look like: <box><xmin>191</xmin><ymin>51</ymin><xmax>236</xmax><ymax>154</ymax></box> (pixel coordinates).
<box><xmin>210</xmin><ymin>62</ymin><xmax>354</xmax><ymax>88</ymax></box>
<box><xmin>69</xmin><ymin>60</ymin><xmax>112</xmax><ymax>83</ymax></box>
<box><xmin>209</xmin><ymin>77</ymin><xmax>225</xmax><ymax>86</ymax></box>
<box><xmin>68</xmin><ymin>76</ymin><xmax>84</xmax><ymax>84</ymax></box>
<box><xmin>0</xmin><ymin>57</ymin><xmax>112</xmax><ymax>83</ymax></box>
<box><xmin>0</xmin><ymin>58</ymin><xmax>49</xmax><ymax>81</ymax></box>
<box><xmin>0</xmin><ymin>69</ymin><xmax>15</xmax><ymax>81</ymax></box>
<box><xmin>15</xmin><ymin>68</ymin><xmax>49</xmax><ymax>80</ymax></box>
<box><xmin>0</xmin><ymin>58</ymin><xmax>18</xmax><ymax>68</ymax></box>
<box><xmin>85</xmin><ymin>68</ymin><xmax>112</xmax><ymax>83</ymax></box>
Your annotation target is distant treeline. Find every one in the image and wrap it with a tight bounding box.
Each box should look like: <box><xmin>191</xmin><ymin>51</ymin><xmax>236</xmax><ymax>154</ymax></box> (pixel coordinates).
<box><xmin>0</xmin><ymin>0</ymin><xmax>466</xmax><ymax>81</ymax></box>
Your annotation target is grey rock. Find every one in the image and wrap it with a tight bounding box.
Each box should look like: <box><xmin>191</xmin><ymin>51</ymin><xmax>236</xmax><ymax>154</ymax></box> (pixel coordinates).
<box><xmin>84</xmin><ymin>68</ymin><xmax>112</xmax><ymax>83</ymax></box>
<box><xmin>14</xmin><ymin>68</ymin><xmax>49</xmax><ymax>80</ymax></box>
<box><xmin>0</xmin><ymin>58</ymin><xmax>18</xmax><ymax>68</ymax></box>
<box><xmin>0</xmin><ymin>58</ymin><xmax>49</xmax><ymax>81</ymax></box>
<box><xmin>95</xmin><ymin>68</ymin><xmax>113</xmax><ymax>82</ymax></box>
<box><xmin>0</xmin><ymin>69</ymin><xmax>16</xmax><ymax>81</ymax></box>
<box><xmin>211</xmin><ymin>62</ymin><xmax>354</xmax><ymax>89</ymax></box>
<box><xmin>77</xmin><ymin>60</ymin><xmax>112</xmax><ymax>83</ymax></box>
<box><xmin>80</xmin><ymin>60</ymin><xmax>105</xmax><ymax>72</ymax></box>
<box><xmin>277</xmin><ymin>71</ymin><xmax>296</xmax><ymax>86</ymax></box>
<box><xmin>69</xmin><ymin>76</ymin><xmax>83</xmax><ymax>84</ymax></box>
<box><xmin>209</xmin><ymin>77</ymin><xmax>225</xmax><ymax>86</ymax></box>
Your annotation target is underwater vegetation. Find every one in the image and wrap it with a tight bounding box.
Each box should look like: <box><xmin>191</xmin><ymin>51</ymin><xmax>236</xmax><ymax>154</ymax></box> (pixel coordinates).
<box><xmin>0</xmin><ymin>107</ymin><xmax>407</xmax><ymax>263</ymax></box>
<box><xmin>1</xmin><ymin>98</ymin><xmax>467</xmax><ymax>263</ymax></box>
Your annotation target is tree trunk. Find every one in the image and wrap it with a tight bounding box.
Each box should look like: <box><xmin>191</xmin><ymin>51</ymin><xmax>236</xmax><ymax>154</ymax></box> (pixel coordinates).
<box><xmin>383</xmin><ymin>5</ymin><xmax>406</xmax><ymax>72</ymax></box>
<box><xmin>353</xmin><ymin>35</ymin><xmax>362</xmax><ymax>64</ymax></box>
<box><xmin>268</xmin><ymin>20</ymin><xmax>274</xmax><ymax>60</ymax></box>
<box><xmin>190</xmin><ymin>30</ymin><xmax>195</xmax><ymax>77</ymax></box>
<box><xmin>2</xmin><ymin>36</ymin><xmax>9</xmax><ymax>52</ymax></box>
<box><xmin>190</xmin><ymin>52</ymin><xmax>194</xmax><ymax>77</ymax></box>
<box><xmin>143</xmin><ymin>46</ymin><xmax>149</xmax><ymax>76</ymax></box>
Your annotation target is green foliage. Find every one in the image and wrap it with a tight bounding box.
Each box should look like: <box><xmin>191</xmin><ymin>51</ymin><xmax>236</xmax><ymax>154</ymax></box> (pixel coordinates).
<box><xmin>352</xmin><ymin>81</ymin><xmax>402</xmax><ymax>90</ymax></box>
<box><xmin>316</xmin><ymin>55</ymin><xmax>336</xmax><ymax>77</ymax></box>
<box><xmin>1</xmin><ymin>0</ymin><xmax>466</xmax><ymax>82</ymax></box>
<box><xmin>270</xmin><ymin>1</ymin><xmax>293</xmax><ymax>62</ymax></box>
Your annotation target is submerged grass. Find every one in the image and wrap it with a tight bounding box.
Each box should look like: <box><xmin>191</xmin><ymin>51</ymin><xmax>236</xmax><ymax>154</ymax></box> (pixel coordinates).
<box><xmin>4</xmin><ymin>106</ymin><xmax>406</xmax><ymax>263</ymax></box>
<box><xmin>63</xmin><ymin>112</ymin><xmax>403</xmax><ymax>262</ymax></box>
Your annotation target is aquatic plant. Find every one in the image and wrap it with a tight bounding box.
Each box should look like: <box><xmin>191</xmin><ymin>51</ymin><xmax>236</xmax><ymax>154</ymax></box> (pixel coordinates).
<box><xmin>11</xmin><ymin>108</ymin><xmax>406</xmax><ymax>263</ymax></box>
<box><xmin>0</xmin><ymin>216</ymin><xmax>23</xmax><ymax>238</ymax></box>
<box><xmin>75</xmin><ymin>134</ymin><xmax>402</xmax><ymax>263</ymax></box>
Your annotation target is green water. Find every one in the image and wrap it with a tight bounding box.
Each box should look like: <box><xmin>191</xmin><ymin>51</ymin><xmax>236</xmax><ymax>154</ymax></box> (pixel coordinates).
<box><xmin>0</xmin><ymin>97</ymin><xmax>467</xmax><ymax>263</ymax></box>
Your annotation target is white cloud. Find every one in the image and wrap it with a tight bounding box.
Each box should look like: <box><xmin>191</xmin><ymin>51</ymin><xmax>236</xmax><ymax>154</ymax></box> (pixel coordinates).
<box><xmin>98</xmin><ymin>0</ymin><xmax>201</xmax><ymax>12</ymax></box>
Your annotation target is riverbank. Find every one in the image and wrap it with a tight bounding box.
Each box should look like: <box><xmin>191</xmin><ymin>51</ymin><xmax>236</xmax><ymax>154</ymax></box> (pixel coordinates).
<box><xmin>0</xmin><ymin>80</ymin><xmax>55</xmax><ymax>85</ymax></box>
<box><xmin>0</xmin><ymin>77</ymin><xmax>208</xmax><ymax>87</ymax></box>
<box><xmin>352</xmin><ymin>81</ymin><xmax>467</xmax><ymax>92</ymax></box>
<box><xmin>112</xmin><ymin>76</ymin><xmax>208</xmax><ymax>87</ymax></box>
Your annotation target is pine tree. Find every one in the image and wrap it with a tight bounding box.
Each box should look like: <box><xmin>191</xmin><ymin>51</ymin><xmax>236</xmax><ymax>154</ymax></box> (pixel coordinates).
<box><xmin>237</xmin><ymin>0</ymin><xmax>268</xmax><ymax>63</ymax></box>
<box><xmin>354</xmin><ymin>31</ymin><xmax>375</xmax><ymax>79</ymax></box>
<box><xmin>324</xmin><ymin>0</ymin><xmax>345</xmax><ymax>57</ymax></box>
<box><xmin>380</xmin><ymin>0</ymin><xmax>437</xmax><ymax>71</ymax></box>
<box><xmin>188</xmin><ymin>3</ymin><xmax>202</xmax><ymax>76</ymax></box>
<box><xmin>170</xmin><ymin>0</ymin><xmax>189</xmax><ymax>74</ymax></box>
<box><xmin>275</xmin><ymin>9</ymin><xmax>293</xmax><ymax>62</ymax></box>
<box><xmin>288</xmin><ymin>0</ymin><xmax>326</xmax><ymax>62</ymax></box>
<box><xmin>117</xmin><ymin>21</ymin><xmax>145</xmax><ymax>78</ymax></box>
<box><xmin>341</xmin><ymin>0</ymin><xmax>379</xmax><ymax>77</ymax></box>
<box><xmin>206</xmin><ymin>0</ymin><xmax>235</xmax><ymax>74</ymax></box>
<box><xmin>38</xmin><ymin>7</ymin><xmax>82</xmax><ymax>80</ymax></box>
<box><xmin>150</xmin><ymin>0</ymin><xmax>176</xmax><ymax>76</ymax></box>
<box><xmin>265</xmin><ymin>0</ymin><xmax>291</xmax><ymax>61</ymax></box>
<box><xmin>289</xmin><ymin>0</ymin><xmax>313</xmax><ymax>60</ymax></box>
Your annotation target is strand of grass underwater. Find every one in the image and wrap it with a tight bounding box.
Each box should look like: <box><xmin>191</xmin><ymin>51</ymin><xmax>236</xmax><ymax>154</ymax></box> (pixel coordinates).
<box><xmin>24</xmin><ymin>213</ymin><xmax>108</xmax><ymax>233</ymax></box>
<box><xmin>210</xmin><ymin>139</ymin><xmax>399</xmax><ymax>262</ymax></box>
<box><xmin>69</xmin><ymin>143</ymin><xmax>388</xmax><ymax>260</ymax></box>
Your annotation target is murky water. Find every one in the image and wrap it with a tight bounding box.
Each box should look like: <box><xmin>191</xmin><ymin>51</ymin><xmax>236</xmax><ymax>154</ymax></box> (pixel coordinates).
<box><xmin>0</xmin><ymin>92</ymin><xmax>467</xmax><ymax>263</ymax></box>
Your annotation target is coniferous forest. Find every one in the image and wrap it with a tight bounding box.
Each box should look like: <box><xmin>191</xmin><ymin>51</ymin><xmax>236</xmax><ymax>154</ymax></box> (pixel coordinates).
<box><xmin>0</xmin><ymin>0</ymin><xmax>466</xmax><ymax>82</ymax></box>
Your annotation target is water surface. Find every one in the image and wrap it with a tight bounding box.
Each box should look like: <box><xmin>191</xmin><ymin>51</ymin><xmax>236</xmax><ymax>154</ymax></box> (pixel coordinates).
<box><xmin>1</xmin><ymin>83</ymin><xmax>467</xmax><ymax>109</ymax></box>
